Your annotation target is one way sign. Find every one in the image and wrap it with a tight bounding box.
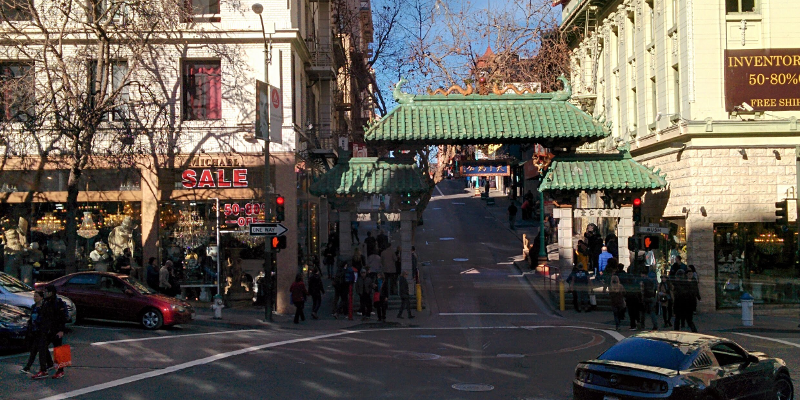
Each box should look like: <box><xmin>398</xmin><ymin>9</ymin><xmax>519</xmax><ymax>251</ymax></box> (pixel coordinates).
<box><xmin>249</xmin><ymin>223</ymin><xmax>288</xmax><ymax>236</ymax></box>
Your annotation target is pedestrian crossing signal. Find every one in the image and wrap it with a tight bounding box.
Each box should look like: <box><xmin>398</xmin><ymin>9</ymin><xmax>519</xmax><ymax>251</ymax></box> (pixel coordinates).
<box><xmin>643</xmin><ymin>235</ymin><xmax>659</xmax><ymax>250</ymax></box>
<box><xmin>271</xmin><ymin>235</ymin><xmax>287</xmax><ymax>250</ymax></box>
<box><xmin>776</xmin><ymin>200</ymin><xmax>788</xmax><ymax>225</ymax></box>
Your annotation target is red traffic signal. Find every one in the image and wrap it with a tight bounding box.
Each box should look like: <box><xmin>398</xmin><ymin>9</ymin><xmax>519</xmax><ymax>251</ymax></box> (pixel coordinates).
<box><xmin>633</xmin><ymin>198</ymin><xmax>642</xmax><ymax>207</ymax></box>
<box><xmin>276</xmin><ymin>196</ymin><xmax>285</xmax><ymax>206</ymax></box>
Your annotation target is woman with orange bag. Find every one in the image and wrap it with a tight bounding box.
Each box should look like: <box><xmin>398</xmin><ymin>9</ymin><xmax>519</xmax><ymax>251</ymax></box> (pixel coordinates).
<box><xmin>31</xmin><ymin>285</ymin><xmax>69</xmax><ymax>380</ymax></box>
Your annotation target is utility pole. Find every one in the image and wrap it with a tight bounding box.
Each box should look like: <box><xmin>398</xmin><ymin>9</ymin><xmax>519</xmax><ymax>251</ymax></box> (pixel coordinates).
<box><xmin>253</xmin><ymin>3</ymin><xmax>275</xmax><ymax>322</ymax></box>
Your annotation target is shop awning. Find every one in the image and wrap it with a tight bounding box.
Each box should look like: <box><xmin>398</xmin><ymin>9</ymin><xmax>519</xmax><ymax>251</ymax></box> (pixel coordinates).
<box><xmin>539</xmin><ymin>151</ymin><xmax>667</xmax><ymax>191</ymax></box>
<box><xmin>309</xmin><ymin>157</ymin><xmax>430</xmax><ymax>196</ymax></box>
<box><xmin>365</xmin><ymin>78</ymin><xmax>609</xmax><ymax>146</ymax></box>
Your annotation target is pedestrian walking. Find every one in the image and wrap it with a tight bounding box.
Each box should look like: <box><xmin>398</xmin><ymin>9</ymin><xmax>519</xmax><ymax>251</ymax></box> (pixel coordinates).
<box><xmin>411</xmin><ymin>246</ymin><xmax>419</xmax><ymax>284</ymax></box>
<box><xmin>657</xmin><ymin>281</ymin><xmax>673</xmax><ymax>327</ymax></box>
<box><xmin>332</xmin><ymin>264</ymin><xmax>346</xmax><ymax>319</ymax></box>
<box><xmin>601</xmin><ymin>257</ymin><xmax>618</xmax><ymax>293</ymax></box>
<box><xmin>364</xmin><ymin>231</ymin><xmax>378</xmax><ymax>256</ymax></box>
<box><xmin>146</xmin><ymin>257</ymin><xmax>159</xmax><ymax>290</ymax></box>
<box><xmin>608</xmin><ymin>276</ymin><xmax>626</xmax><ymax>331</ymax></box>
<box><xmin>350</xmin><ymin>220</ymin><xmax>360</xmax><ymax>244</ymax></box>
<box><xmin>377</xmin><ymin>230</ymin><xmax>389</xmax><ymax>253</ymax></box>
<box><xmin>355</xmin><ymin>269</ymin><xmax>373</xmax><ymax>320</ymax></box>
<box><xmin>381</xmin><ymin>245</ymin><xmax>398</xmax><ymax>295</ymax></box>
<box><xmin>618</xmin><ymin>266</ymin><xmax>641</xmax><ymax>330</ymax></box>
<box><xmin>507</xmin><ymin>202</ymin><xmax>518</xmax><ymax>230</ymax></box>
<box><xmin>374</xmin><ymin>273</ymin><xmax>388</xmax><ymax>322</ymax></box>
<box><xmin>598</xmin><ymin>246</ymin><xmax>613</xmax><ymax>276</ymax></box>
<box><xmin>640</xmin><ymin>268</ymin><xmax>658</xmax><ymax>330</ymax></box>
<box><xmin>159</xmin><ymin>260</ymin><xmax>173</xmax><ymax>295</ymax></box>
<box><xmin>31</xmin><ymin>285</ymin><xmax>69</xmax><ymax>379</ymax></box>
<box><xmin>323</xmin><ymin>243</ymin><xmax>336</xmax><ymax>279</ymax></box>
<box><xmin>673</xmin><ymin>270</ymin><xmax>699</xmax><ymax>332</ymax></box>
<box><xmin>351</xmin><ymin>248</ymin><xmax>366</xmax><ymax>272</ymax></box>
<box><xmin>566</xmin><ymin>267</ymin><xmax>580</xmax><ymax>312</ymax></box>
<box><xmin>20</xmin><ymin>291</ymin><xmax>44</xmax><ymax>374</ymax></box>
<box><xmin>289</xmin><ymin>273</ymin><xmax>308</xmax><ymax>324</ymax></box>
<box><xmin>397</xmin><ymin>271</ymin><xmax>414</xmax><ymax>319</ymax></box>
<box><xmin>308</xmin><ymin>268</ymin><xmax>324</xmax><ymax>319</ymax></box>
<box><xmin>566</xmin><ymin>265</ymin><xmax>589</xmax><ymax>312</ymax></box>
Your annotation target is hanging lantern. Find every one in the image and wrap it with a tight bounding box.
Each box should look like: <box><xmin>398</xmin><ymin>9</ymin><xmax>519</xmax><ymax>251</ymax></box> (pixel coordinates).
<box><xmin>77</xmin><ymin>212</ymin><xmax>99</xmax><ymax>239</ymax></box>
<box><xmin>32</xmin><ymin>212</ymin><xmax>64</xmax><ymax>235</ymax></box>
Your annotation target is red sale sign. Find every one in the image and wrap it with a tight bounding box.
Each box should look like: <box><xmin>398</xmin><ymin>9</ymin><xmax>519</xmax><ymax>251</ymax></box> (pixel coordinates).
<box><xmin>181</xmin><ymin>169</ymin><xmax>248</xmax><ymax>188</ymax></box>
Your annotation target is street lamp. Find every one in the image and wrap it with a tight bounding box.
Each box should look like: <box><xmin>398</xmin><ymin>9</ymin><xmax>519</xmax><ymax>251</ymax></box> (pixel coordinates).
<box><xmin>252</xmin><ymin>2</ymin><xmax>275</xmax><ymax>322</ymax></box>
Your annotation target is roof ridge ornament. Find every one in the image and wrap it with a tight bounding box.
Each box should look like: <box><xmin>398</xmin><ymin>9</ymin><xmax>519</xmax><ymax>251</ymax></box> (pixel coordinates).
<box><xmin>551</xmin><ymin>75</ymin><xmax>572</xmax><ymax>101</ymax></box>
<box><xmin>427</xmin><ymin>83</ymin><xmax>474</xmax><ymax>96</ymax></box>
<box><xmin>393</xmin><ymin>77</ymin><xmax>414</xmax><ymax>104</ymax></box>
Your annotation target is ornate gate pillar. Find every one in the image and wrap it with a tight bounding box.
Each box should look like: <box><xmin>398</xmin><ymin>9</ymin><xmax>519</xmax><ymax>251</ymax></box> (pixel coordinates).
<box><xmin>400</xmin><ymin>210</ymin><xmax>414</xmax><ymax>275</ymax></box>
<box><xmin>553</xmin><ymin>205</ymin><xmax>574</xmax><ymax>269</ymax></box>
<box><xmin>617</xmin><ymin>205</ymin><xmax>633</xmax><ymax>269</ymax></box>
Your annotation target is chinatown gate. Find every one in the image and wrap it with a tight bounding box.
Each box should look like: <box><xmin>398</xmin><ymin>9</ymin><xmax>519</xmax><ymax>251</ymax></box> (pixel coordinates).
<box><xmin>312</xmin><ymin>77</ymin><xmax>667</xmax><ymax>274</ymax></box>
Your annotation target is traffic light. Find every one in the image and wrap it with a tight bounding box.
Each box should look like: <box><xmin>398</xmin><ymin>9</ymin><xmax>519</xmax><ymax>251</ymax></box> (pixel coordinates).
<box><xmin>632</xmin><ymin>198</ymin><xmax>642</xmax><ymax>223</ymax></box>
<box><xmin>627</xmin><ymin>236</ymin><xmax>639</xmax><ymax>251</ymax></box>
<box><xmin>776</xmin><ymin>200</ymin><xmax>789</xmax><ymax>225</ymax></box>
<box><xmin>275</xmin><ymin>195</ymin><xmax>285</xmax><ymax>222</ymax></box>
<box><xmin>643</xmin><ymin>235</ymin><xmax>660</xmax><ymax>250</ymax></box>
<box><xmin>271</xmin><ymin>235</ymin><xmax>287</xmax><ymax>250</ymax></box>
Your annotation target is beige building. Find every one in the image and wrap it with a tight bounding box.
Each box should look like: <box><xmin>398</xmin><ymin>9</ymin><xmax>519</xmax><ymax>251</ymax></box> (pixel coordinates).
<box><xmin>0</xmin><ymin>0</ymin><xmax>374</xmax><ymax>314</ymax></box>
<box><xmin>559</xmin><ymin>0</ymin><xmax>800</xmax><ymax>310</ymax></box>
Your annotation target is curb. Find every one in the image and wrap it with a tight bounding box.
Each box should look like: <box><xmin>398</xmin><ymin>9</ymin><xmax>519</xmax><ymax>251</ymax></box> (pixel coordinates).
<box><xmin>513</xmin><ymin>260</ymin><xmax>563</xmax><ymax>318</ymax></box>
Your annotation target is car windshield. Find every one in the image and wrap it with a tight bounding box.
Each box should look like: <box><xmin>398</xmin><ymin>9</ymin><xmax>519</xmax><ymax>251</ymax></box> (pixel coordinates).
<box><xmin>597</xmin><ymin>337</ymin><xmax>691</xmax><ymax>371</ymax></box>
<box><xmin>124</xmin><ymin>277</ymin><xmax>155</xmax><ymax>295</ymax></box>
<box><xmin>0</xmin><ymin>273</ymin><xmax>33</xmax><ymax>293</ymax></box>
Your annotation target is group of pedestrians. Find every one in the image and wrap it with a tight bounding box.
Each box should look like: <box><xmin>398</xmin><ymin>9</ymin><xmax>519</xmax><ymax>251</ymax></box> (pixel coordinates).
<box><xmin>600</xmin><ymin>255</ymin><xmax>701</xmax><ymax>332</ymax></box>
<box><xmin>21</xmin><ymin>285</ymin><xmax>69</xmax><ymax>380</ymax></box>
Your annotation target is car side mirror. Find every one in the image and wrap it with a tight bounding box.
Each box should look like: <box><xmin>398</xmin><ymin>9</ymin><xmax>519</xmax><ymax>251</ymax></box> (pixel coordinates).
<box><xmin>741</xmin><ymin>354</ymin><xmax>759</xmax><ymax>368</ymax></box>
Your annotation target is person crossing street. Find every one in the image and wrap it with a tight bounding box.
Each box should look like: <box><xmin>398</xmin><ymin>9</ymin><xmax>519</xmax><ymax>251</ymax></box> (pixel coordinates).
<box><xmin>396</xmin><ymin>271</ymin><xmax>414</xmax><ymax>319</ymax></box>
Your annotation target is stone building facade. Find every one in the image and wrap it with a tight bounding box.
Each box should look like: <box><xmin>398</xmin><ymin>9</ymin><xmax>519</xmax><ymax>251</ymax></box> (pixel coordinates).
<box><xmin>559</xmin><ymin>0</ymin><xmax>800</xmax><ymax>310</ymax></box>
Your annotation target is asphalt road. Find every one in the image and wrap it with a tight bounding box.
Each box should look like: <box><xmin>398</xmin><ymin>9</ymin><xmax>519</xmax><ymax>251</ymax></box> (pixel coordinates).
<box><xmin>2</xmin><ymin>180</ymin><xmax>798</xmax><ymax>400</ymax></box>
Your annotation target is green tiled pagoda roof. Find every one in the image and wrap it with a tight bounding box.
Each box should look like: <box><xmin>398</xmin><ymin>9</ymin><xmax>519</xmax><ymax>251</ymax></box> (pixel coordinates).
<box><xmin>365</xmin><ymin>79</ymin><xmax>609</xmax><ymax>144</ymax></box>
<box><xmin>310</xmin><ymin>157</ymin><xmax>430</xmax><ymax>196</ymax></box>
<box><xmin>539</xmin><ymin>152</ymin><xmax>667</xmax><ymax>191</ymax></box>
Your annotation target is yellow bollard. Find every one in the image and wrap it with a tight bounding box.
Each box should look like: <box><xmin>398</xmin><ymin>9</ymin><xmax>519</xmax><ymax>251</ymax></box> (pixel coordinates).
<box><xmin>559</xmin><ymin>280</ymin><xmax>565</xmax><ymax>311</ymax></box>
<box><xmin>416</xmin><ymin>283</ymin><xmax>423</xmax><ymax>311</ymax></box>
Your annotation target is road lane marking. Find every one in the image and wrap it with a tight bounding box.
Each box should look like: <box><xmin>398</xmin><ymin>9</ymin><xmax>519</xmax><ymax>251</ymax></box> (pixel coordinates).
<box><xmin>522</xmin><ymin>325</ymin><xmax>626</xmax><ymax>342</ymax></box>
<box><xmin>39</xmin><ymin>331</ymin><xmax>356</xmax><ymax>400</ymax></box>
<box><xmin>439</xmin><ymin>313</ymin><xmax>538</xmax><ymax>316</ymax></box>
<box><xmin>91</xmin><ymin>329</ymin><xmax>262</xmax><ymax>346</ymax></box>
<box><xmin>733</xmin><ymin>332</ymin><xmax>800</xmax><ymax>349</ymax></box>
<box><xmin>460</xmin><ymin>268</ymin><xmax>479</xmax><ymax>274</ymax></box>
<box><xmin>436</xmin><ymin>186</ymin><xmax>445</xmax><ymax>197</ymax></box>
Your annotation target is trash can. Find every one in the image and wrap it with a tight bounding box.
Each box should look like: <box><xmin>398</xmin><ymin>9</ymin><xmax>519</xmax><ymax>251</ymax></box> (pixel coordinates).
<box><xmin>741</xmin><ymin>292</ymin><xmax>754</xmax><ymax>327</ymax></box>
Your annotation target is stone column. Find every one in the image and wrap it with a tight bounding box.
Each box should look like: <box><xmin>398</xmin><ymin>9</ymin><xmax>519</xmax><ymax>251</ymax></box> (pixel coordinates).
<box><xmin>686</xmin><ymin>216</ymin><xmax>715</xmax><ymax>312</ymax></box>
<box><xmin>554</xmin><ymin>206</ymin><xmax>574</xmax><ymax>269</ymax></box>
<box><xmin>400</xmin><ymin>210</ymin><xmax>414</xmax><ymax>275</ymax></box>
<box><xmin>617</xmin><ymin>206</ymin><xmax>633</xmax><ymax>269</ymax></box>
<box><xmin>338</xmin><ymin>210</ymin><xmax>353</xmax><ymax>260</ymax></box>
<box><xmin>140</xmin><ymin>164</ymin><xmax>159</xmax><ymax>264</ymax></box>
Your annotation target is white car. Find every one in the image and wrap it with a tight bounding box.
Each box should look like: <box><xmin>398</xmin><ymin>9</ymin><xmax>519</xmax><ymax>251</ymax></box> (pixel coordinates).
<box><xmin>0</xmin><ymin>272</ymin><xmax>76</xmax><ymax>324</ymax></box>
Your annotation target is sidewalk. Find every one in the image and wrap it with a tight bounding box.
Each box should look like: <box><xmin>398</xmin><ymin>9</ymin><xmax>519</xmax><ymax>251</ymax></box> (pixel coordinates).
<box><xmin>478</xmin><ymin>188</ymin><xmax>800</xmax><ymax>333</ymax></box>
<box><xmin>187</xmin><ymin>278</ymin><xmax>427</xmax><ymax>331</ymax></box>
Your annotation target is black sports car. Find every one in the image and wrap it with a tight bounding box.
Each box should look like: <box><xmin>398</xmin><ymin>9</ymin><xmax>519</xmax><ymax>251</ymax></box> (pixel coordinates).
<box><xmin>574</xmin><ymin>332</ymin><xmax>793</xmax><ymax>400</ymax></box>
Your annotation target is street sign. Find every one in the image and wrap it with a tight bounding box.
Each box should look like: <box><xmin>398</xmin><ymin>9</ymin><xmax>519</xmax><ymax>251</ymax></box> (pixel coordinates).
<box><xmin>637</xmin><ymin>226</ymin><xmax>670</xmax><ymax>234</ymax></box>
<box><xmin>250</xmin><ymin>223</ymin><xmax>288</xmax><ymax>236</ymax></box>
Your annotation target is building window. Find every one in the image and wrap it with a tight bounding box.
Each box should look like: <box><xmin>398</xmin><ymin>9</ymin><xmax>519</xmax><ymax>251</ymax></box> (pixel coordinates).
<box><xmin>182</xmin><ymin>61</ymin><xmax>221</xmax><ymax>121</ymax></box>
<box><xmin>626</xmin><ymin>13</ymin><xmax>635</xmax><ymax>57</ymax></box>
<box><xmin>650</xmin><ymin>77</ymin><xmax>657</xmax><ymax>124</ymax></box>
<box><xmin>89</xmin><ymin>0</ymin><xmax>128</xmax><ymax>24</ymax></box>
<box><xmin>89</xmin><ymin>60</ymin><xmax>129</xmax><ymax>121</ymax></box>
<box><xmin>0</xmin><ymin>62</ymin><xmax>34</xmax><ymax>122</ymax></box>
<box><xmin>0</xmin><ymin>0</ymin><xmax>33</xmax><ymax>21</ymax></box>
<box><xmin>726</xmin><ymin>0</ymin><xmax>757</xmax><ymax>13</ymax></box>
<box><xmin>671</xmin><ymin>0</ymin><xmax>678</xmax><ymax>28</ymax></box>
<box><xmin>672</xmin><ymin>65</ymin><xmax>680</xmax><ymax>116</ymax></box>
<box><xmin>647</xmin><ymin>2</ymin><xmax>655</xmax><ymax>44</ymax></box>
<box><xmin>630</xmin><ymin>87</ymin><xmax>638</xmax><ymax>128</ymax></box>
<box><xmin>183</xmin><ymin>0</ymin><xmax>220</xmax><ymax>22</ymax></box>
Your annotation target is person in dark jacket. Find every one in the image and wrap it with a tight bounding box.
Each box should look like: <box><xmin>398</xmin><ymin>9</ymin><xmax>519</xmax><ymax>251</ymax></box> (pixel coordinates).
<box><xmin>32</xmin><ymin>285</ymin><xmax>68</xmax><ymax>379</ymax></box>
<box><xmin>618</xmin><ymin>267</ymin><xmax>641</xmax><ymax>330</ymax></box>
<box><xmin>20</xmin><ymin>291</ymin><xmax>44</xmax><ymax>374</ymax></box>
<box><xmin>673</xmin><ymin>270</ymin><xmax>699</xmax><ymax>332</ymax></box>
<box><xmin>364</xmin><ymin>231</ymin><xmax>378</xmax><ymax>256</ymax></box>
<box><xmin>323</xmin><ymin>244</ymin><xmax>336</xmax><ymax>279</ymax></box>
<box><xmin>146</xmin><ymin>257</ymin><xmax>159</xmax><ymax>289</ymax></box>
<box><xmin>355</xmin><ymin>269</ymin><xmax>373</xmax><ymax>320</ymax></box>
<box><xmin>373</xmin><ymin>273</ymin><xmax>389</xmax><ymax>322</ymax></box>
<box><xmin>308</xmin><ymin>268</ymin><xmax>325</xmax><ymax>319</ymax></box>
<box><xmin>608</xmin><ymin>276</ymin><xmax>626</xmax><ymax>331</ymax></box>
<box><xmin>289</xmin><ymin>273</ymin><xmax>309</xmax><ymax>324</ymax></box>
<box><xmin>396</xmin><ymin>271</ymin><xmax>414</xmax><ymax>319</ymax></box>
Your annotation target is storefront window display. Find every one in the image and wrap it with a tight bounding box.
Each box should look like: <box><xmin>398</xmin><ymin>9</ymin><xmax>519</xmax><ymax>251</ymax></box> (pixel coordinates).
<box><xmin>714</xmin><ymin>223</ymin><xmax>800</xmax><ymax>308</ymax></box>
<box><xmin>159</xmin><ymin>200</ymin><xmax>267</xmax><ymax>287</ymax></box>
<box><xmin>0</xmin><ymin>202</ymin><xmax>141</xmax><ymax>282</ymax></box>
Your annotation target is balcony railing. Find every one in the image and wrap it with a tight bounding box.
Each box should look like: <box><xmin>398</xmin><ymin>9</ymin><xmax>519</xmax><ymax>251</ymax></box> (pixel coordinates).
<box><xmin>309</xmin><ymin>43</ymin><xmax>333</xmax><ymax>68</ymax></box>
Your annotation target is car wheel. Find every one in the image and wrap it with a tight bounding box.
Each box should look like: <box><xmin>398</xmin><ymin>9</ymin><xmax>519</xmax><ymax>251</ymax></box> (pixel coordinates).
<box><xmin>141</xmin><ymin>308</ymin><xmax>163</xmax><ymax>330</ymax></box>
<box><xmin>775</xmin><ymin>375</ymin><xmax>793</xmax><ymax>400</ymax></box>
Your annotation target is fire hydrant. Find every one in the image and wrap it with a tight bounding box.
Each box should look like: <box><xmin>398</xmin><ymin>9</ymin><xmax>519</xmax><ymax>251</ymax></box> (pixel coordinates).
<box><xmin>211</xmin><ymin>294</ymin><xmax>224</xmax><ymax>319</ymax></box>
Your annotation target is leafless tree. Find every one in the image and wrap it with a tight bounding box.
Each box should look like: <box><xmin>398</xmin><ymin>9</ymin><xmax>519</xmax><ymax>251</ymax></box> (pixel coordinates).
<box><xmin>0</xmin><ymin>0</ymin><xmax>255</xmax><ymax>272</ymax></box>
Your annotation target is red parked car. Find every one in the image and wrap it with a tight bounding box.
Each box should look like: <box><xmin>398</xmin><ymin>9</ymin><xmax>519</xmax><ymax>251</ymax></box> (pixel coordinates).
<box><xmin>36</xmin><ymin>272</ymin><xmax>194</xmax><ymax>330</ymax></box>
